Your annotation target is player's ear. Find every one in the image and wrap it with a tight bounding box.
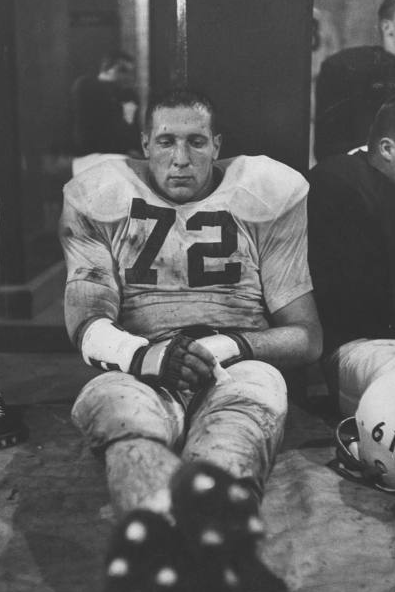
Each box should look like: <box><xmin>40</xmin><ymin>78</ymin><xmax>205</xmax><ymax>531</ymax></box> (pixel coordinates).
<box><xmin>381</xmin><ymin>18</ymin><xmax>395</xmax><ymax>38</ymax></box>
<box><xmin>379</xmin><ymin>136</ymin><xmax>395</xmax><ymax>162</ymax></box>
<box><xmin>212</xmin><ymin>133</ymin><xmax>222</xmax><ymax>160</ymax></box>
<box><xmin>141</xmin><ymin>132</ymin><xmax>150</xmax><ymax>158</ymax></box>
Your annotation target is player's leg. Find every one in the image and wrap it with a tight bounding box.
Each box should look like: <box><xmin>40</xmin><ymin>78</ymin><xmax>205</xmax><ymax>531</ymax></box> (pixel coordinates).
<box><xmin>169</xmin><ymin>460</ymin><xmax>288</xmax><ymax>592</ymax></box>
<box><xmin>182</xmin><ymin>360</ymin><xmax>287</xmax><ymax>501</ymax></box>
<box><xmin>71</xmin><ymin>371</ymin><xmax>185</xmax><ymax>517</ymax></box>
<box><xmin>323</xmin><ymin>338</ymin><xmax>395</xmax><ymax>416</ymax></box>
<box><xmin>173</xmin><ymin>361</ymin><xmax>288</xmax><ymax>591</ymax></box>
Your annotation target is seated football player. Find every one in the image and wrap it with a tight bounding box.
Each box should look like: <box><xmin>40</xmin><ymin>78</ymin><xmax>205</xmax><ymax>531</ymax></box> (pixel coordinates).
<box><xmin>309</xmin><ymin>97</ymin><xmax>395</xmax><ymax>415</ymax></box>
<box><xmin>308</xmin><ymin>98</ymin><xmax>395</xmax><ymax>489</ymax></box>
<box><xmin>60</xmin><ymin>88</ymin><xmax>322</xmax><ymax>592</ymax></box>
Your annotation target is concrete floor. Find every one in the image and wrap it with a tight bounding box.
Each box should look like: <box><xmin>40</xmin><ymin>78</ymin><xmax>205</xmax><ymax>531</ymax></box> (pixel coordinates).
<box><xmin>0</xmin><ymin>354</ymin><xmax>109</xmax><ymax>592</ymax></box>
<box><xmin>0</xmin><ymin>353</ymin><xmax>327</xmax><ymax>592</ymax></box>
<box><xmin>1</xmin><ymin>354</ymin><xmax>394</xmax><ymax>592</ymax></box>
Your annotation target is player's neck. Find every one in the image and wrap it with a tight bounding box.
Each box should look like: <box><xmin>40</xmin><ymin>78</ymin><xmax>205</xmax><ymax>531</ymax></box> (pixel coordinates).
<box><xmin>368</xmin><ymin>152</ymin><xmax>395</xmax><ymax>185</ymax></box>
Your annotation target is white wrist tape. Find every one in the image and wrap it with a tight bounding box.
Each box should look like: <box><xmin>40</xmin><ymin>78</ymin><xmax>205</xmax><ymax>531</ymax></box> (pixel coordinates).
<box><xmin>197</xmin><ymin>334</ymin><xmax>241</xmax><ymax>365</ymax></box>
<box><xmin>81</xmin><ymin>318</ymin><xmax>149</xmax><ymax>372</ymax></box>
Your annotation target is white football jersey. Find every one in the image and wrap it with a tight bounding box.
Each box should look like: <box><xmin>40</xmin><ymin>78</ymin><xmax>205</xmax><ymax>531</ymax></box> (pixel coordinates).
<box><xmin>60</xmin><ymin>155</ymin><xmax>312</xmax><ymax>343</ymax></box>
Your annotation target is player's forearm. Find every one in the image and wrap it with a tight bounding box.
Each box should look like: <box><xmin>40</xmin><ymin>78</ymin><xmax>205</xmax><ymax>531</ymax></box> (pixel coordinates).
<box><xmin>240</xmin><ymin>323</ymin><xmax>322</xmax><ymax>369</ymax></box>
<box><xmin>64</xmin><ymin>281</ymin><xmax>120</xmax><ymax>347</ymax></box>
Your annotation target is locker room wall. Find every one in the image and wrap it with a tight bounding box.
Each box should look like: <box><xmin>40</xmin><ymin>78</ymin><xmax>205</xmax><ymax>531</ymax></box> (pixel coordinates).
<box><xmin>0</xmin><ymin>0</ymin><xmax>122</xmax><ymax>318</ymax></box>
<box><xmin>14</xmin><ymin>0</ymin><xmax>70</xmax><ymax>282</ymax></box>
<box><xmin>150</xmin><ymin>0</ymin><xmax>313</xmax><ymax>173</ymax></box>
<box><xmin>314</xmin><ymin>0</ymin><xmax>384</xmax><ymax>49</ymax></box>
<box><xmin>1</xmin><ymin>1</ymin><xmax>120</xmax><ymax>279</ymax></box>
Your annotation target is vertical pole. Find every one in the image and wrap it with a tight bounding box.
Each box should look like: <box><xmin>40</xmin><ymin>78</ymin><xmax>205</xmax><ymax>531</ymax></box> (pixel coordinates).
<box><xmin>175</xmin><ymin>0</ymin><xmax>188</xmax><ymax>86</ymax></box>
<box><xmin>118</xmin><ymin>0</ymin><xmax>151</xmax><ymax>125</ymax></box>
<box><xmin>135</xmin><ymin>0</ymin><xmax>150</xmax><ymax>123</ymax></box>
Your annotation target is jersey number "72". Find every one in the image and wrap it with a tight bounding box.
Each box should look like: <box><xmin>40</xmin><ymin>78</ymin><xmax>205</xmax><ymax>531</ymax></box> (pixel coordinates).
<box><xmin>125</xmin><ymin>198</ymin><xmax>241</xmax><ymax>288</ymax></box>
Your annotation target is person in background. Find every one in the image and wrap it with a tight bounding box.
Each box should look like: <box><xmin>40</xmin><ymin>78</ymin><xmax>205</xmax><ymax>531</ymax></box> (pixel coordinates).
<box><xmin>60</xmin><ymin>88</ymin><xmax>322</xmax><ymax>592</ymax></box>
<box><xmin>314</xmin><ymin>0</ymin><xmax>395</xmax><ymax>161</ymax></box>
<box><xmin>71</xmin><ymin>50</ymin><xmax>141</xmax><ymax>175</ymax></box>
<box><xmin>308</xmin><ymin>97</ymin><xmax>395</xmax><ymax>417</ymax></box>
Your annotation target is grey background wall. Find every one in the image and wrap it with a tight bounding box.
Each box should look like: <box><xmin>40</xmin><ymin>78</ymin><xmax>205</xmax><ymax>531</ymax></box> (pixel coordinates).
<box><xmin>315</xmin><ymin>0</ymin><xmax>382</xmax><ymax>48</ymax></box>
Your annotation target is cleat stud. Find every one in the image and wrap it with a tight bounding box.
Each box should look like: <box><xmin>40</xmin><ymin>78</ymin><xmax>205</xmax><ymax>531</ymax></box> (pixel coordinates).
<box><xmin>200</xmin><ymin>529</ymin><xmax>224</xmax><ymax>546</ymax></box>
<box><xmin>227</xmin><ymin>484</ymin><xmax>250</xmax><ymax>502</ymax></box>
<box><xmin>156</xmin><ymin>567</ymin><xmax>178</xmax><ymax>586</ymax></box>
<box><xmin>247</xmin><ymin>516</ymin><xmax>264</xmax><ymax>534</ymax></box>
<box><xmin>192</xmin><ymin>473</ymin><xmax>216</xmax><ymax>493</ymax></box>
<box><xmin>125</xmin><ymin>520</ymin><xmax>147</xmax><ymax>542</ymax></box>
<box><xmin>223</xmin><ymin>568</ymin><xmax>239</xmax><ymax>587</ymax></box>
<box><xmin>108</xmin><ymin>557</ymin><xmax>129</xmax><ymax>577</ymax></box>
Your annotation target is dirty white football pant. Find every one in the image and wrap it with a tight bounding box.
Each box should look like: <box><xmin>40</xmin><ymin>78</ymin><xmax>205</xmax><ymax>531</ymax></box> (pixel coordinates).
<box><xmin>324</xmin><ymin>338</ymin><xmax>395</xmax><ymax>417</ymax></box>
<box><xmin>72</xmin><ymin>360</ymin><xmax>287</xmax><ymax>500</ymax></box>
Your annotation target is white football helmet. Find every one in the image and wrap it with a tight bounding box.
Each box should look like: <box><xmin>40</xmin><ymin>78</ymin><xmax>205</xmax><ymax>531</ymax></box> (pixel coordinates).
<box><xmin>335</xmin><ymin>371</ymin><xmax>395</xmax><ymax>492</ymax></box>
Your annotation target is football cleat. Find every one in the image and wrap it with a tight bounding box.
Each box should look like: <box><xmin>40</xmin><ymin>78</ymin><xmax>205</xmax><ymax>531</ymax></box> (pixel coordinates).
<box><xmin>170</xmin><ymin>461</ymin><xmax>288</xmax><ymax>592</ymax></box>
<box><xmin>104</xmin><ymin>509</ymin><xmax>191</xmax><ymax>592</ymax></box>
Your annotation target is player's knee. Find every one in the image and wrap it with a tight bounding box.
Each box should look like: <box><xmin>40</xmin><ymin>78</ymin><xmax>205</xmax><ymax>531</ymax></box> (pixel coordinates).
<box><xmin>227</xmin><ymin>360</ymin><xmax>288</xmax><ymax>416</ymax></box>
<box><xmin>71</xmin><ymin>371</ymin><xmax>174</xmax><ymax>448</ymax></box>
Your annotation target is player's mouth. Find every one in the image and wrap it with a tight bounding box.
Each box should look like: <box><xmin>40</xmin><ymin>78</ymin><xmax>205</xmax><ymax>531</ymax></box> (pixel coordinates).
<box><xmin>168</xmin><ymin>175</ymin><xmax>194</xmax><ymax>185</ymax></box>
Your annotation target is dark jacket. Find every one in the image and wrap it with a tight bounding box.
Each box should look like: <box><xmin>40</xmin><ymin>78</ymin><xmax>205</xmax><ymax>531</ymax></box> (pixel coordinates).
<box><xmin>308</xmin><ymin>151</ymin><xmax>395</xmax><ymax>353</ymax></box>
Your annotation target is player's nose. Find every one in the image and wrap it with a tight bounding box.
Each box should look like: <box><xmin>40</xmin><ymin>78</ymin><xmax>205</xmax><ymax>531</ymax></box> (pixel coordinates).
<box><xmin>172</xmin><ymin>141</ymin><xmax>191</xmax><ymax>167</ymax></box>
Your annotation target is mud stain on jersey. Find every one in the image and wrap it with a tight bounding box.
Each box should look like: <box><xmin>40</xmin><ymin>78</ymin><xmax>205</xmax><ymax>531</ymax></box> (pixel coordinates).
<box><xmin>74</xmin><ymin>267</ymin><xmax>106</xmax><ymax>282</ymax></box>
<box><xmin>127</xmin><ymin>234</ymin><xmax>140</xmax><ymax>248</ymax></box>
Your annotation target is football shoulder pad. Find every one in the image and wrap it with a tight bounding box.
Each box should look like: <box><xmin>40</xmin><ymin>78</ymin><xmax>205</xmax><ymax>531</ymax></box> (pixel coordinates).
<box><xmin>63</xmin><ymin>159</ymin><xmax>151</xmax><ymax>223</ymax></box>
<box><xmin>224</xmin><ymin>155</ymin><xmax>309</xmax><ymax>223</ymax></box>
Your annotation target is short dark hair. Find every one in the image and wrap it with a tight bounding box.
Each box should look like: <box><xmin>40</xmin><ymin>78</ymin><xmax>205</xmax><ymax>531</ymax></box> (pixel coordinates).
<box><xmin>368</xmin><ymin>97</ymin><xmax>395</xmax><ymax>151</ymax></box>
<box><xmin>378</xmin><ymin>0</ymin><xmax>395</xmax><ymax>21</ymax></box>
<box><xmin>100</xmin><ymin>50</ymin><xmax>134</xmax><ymax>72</ymax></box>
<box><xmin>145</xmin><ymin>89</ymin><xmax>218</xmax><ymax>135</ymax></box>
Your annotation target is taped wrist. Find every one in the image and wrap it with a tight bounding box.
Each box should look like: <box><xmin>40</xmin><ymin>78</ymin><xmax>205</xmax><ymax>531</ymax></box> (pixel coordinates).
<box><xmin>196</xmin><ymin>331</ymin><xmax>253</xmax><ymax>368</ymax></box>
<box><xmin>81</xmin><ymin>318</ymin><xmax>149</xmax><ymax>372</ymax></box>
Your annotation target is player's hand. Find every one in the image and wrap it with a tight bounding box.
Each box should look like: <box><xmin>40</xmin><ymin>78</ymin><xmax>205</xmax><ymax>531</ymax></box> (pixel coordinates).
<box><xmin>171</xmin><ymin>337</ymin><xmax>216</xmax><ymax>393</ymax></box>
<box><xmin>130</xmin><ymin>334</ymin><xmax>216</xmax><ymax>394</ymax></box>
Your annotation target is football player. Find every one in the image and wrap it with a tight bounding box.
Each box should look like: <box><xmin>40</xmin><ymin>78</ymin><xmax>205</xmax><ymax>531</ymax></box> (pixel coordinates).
<box><xmin>309</xmin><ymin>97</ymin><xmax>395</xmax><ymax>493</ymax></box>
<box><xmin>309</xmin><ymin>97</ymin><xmax>395</xmax><ymax>418</ymax></box>
<box><xmin>60</xmin><ymin>89</ymin><xmax>322</xmax><ymax>591</ymax></box>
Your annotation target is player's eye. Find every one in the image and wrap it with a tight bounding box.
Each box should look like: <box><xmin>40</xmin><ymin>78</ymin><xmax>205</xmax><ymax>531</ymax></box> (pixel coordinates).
<box><xmin>189</xmin><ymin>137</ymin><xmax>207</xmax><ymax>148</ymax></box>
<box><xmin>156</xmin><ymin>137</ymin><xmax>173</xmax><ymax>148</ymax></box>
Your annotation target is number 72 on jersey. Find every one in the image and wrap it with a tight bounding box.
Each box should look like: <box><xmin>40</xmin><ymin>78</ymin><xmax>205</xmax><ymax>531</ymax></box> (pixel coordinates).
<box><xmin>125</xmin><ymin>199</ymin><xmax>242</xmax><ymax>288</ymax></box>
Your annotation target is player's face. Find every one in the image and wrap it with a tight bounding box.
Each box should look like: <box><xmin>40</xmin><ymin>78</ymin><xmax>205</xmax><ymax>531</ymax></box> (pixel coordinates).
<box><xmin>142</xmin><ymin>106</ymin><xmax>222</xmax><ymax>204</ymax></box>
